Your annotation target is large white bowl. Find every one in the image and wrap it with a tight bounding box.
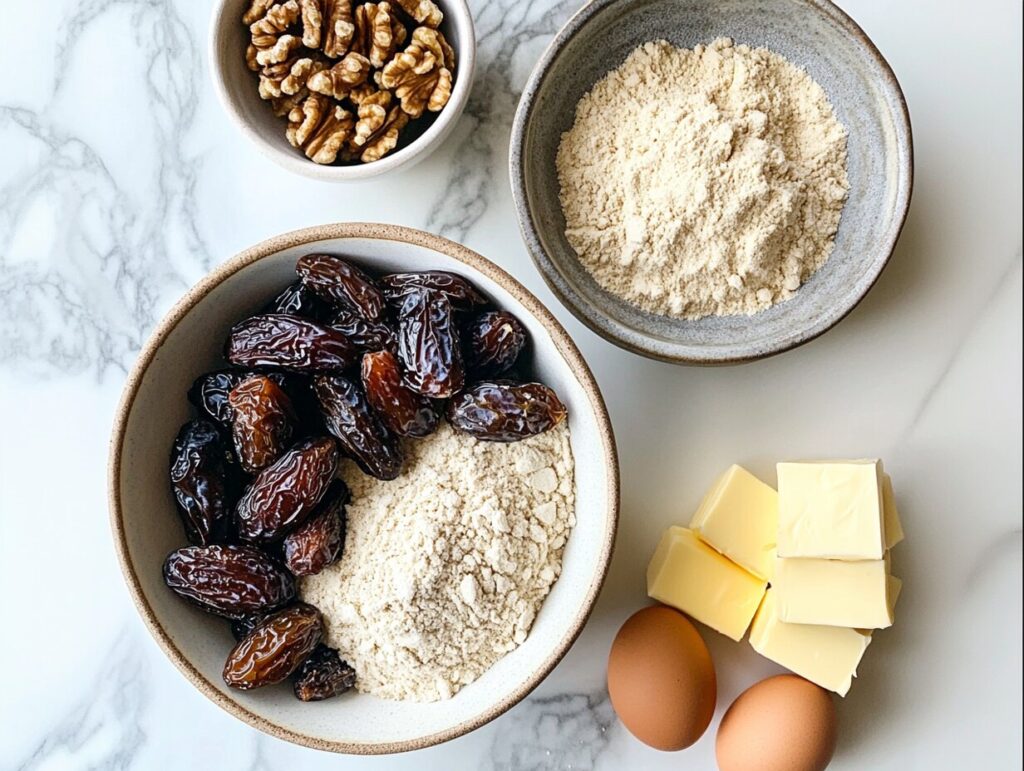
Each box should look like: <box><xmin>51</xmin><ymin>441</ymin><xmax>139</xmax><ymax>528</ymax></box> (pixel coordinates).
<box><xmin>108</xmin><ymin>224</ymin><xmax>618</xmax><ymax>753</ymax></box>
<box><xmin>209</xmin><ymin>0</ymin><xmax>476</xmax><ymax>181</ymax></box>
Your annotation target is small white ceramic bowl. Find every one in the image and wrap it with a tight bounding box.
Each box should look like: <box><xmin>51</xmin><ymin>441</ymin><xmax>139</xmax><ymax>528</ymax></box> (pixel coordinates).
<box><xmin>108</xmin><ymin>224</ymin><xmax>618</xmax><ymax>753</ymax></box>
<box><xmin>209</xmin><ymin>0</ymin><xmax>476</xmax><ymax>181</ymax></box>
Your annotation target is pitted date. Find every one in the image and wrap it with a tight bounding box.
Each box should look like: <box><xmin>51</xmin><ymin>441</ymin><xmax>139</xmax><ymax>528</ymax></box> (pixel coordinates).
<box><xmin>283</xmin><ymin>480</ymin><xmax>348</xmax><ymax>576</ymax></box>
<box><xmin>235</xmin><ymin>437</ymin><xmax>340</xmax><ymax>542</ymax></box>
<box><xmin>263</xmin><ymin>281</ymin><xmax>331</xmax><ymax>320</ymax></box>
<box><xmin>329</xmin><ymin>307</ymin><xmax>396</xmax><ymax>353</ymax></box>
<box><xmin>225</xmin><ymin>314</ymin><xmax>358</xmax><ymax>373</ymax></box>
<box><xmin>163</xmin><ymin>544</ymin><xmax>295</xmax><ymax>619</ymax></box>
<box><xmin>223</xmin><ymin>604</ymin><xmax>323</xmax><ymax>689</ymax></box>
<box><xmin>380</xmin><ymin>271</ymin><xmax>488</xmax><ymax>311</ymax></box>
<box><xmin>313</xmin><ymin>376</ymin><xmax>402</xmax><ymax>480</ymax></box>
<box><xmin>189</xmin><ymin>370</ymin><xmax>292</xmax><ymax>426</ymax></box>
<box><xmin>229</xmin><ymin>376</ymin><xmax>297</xmax><ymax>473</ymax></box>
<box><xmin>397</xmin><ymin>290</ymin><xmax>464</xmax><ymax>398</ymax></box>
<box><xmin>464</xmin><ymin>311</ymin><xmax>527</xmax><ymax>377</ymax></box>
<box><xmin>361</xmin><ymin>350</ymin><xmax>439</xmax><ymax>437</ymax></box>
<box><xmin>170</xmin><ymin>420</ymin><xmax>232</xmax><ymax>545</ymax></box>
<box><xmin>446</xmin><ymin>381</ymin><xmax>567</xmax><ymax>442</ymax></box>
<box><xmin>293</xmin><ymin>645</ymin><xmax>356</xmax><ymax>701</ymax></box>
<box><xmin>297</xmin><ymin>254</ymin><xmax>386</xmax><ymax>321</ymax></box>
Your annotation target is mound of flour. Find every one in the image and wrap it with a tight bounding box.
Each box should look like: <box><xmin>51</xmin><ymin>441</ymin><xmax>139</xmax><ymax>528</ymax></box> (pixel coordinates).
<box><xmin>556</xmin><ymin>38</ymin><xmax>849</xmax><ymax>319</ymax></box>
<box><xmin>300</xmin><ymin>423</ymin><xmax>575</xmax><ymax>702</ymax></box>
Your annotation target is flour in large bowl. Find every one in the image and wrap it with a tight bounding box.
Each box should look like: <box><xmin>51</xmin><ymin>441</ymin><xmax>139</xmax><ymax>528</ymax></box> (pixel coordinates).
<box><xmin>300</xmin><ymin>422</ymin><xmax>575</xmax><ymax>701</ymax></box>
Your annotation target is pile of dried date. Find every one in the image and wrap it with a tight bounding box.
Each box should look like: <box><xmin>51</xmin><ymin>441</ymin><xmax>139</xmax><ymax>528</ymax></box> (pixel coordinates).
<box><xmin>163</xmin><ymin>254</ymin><xmax>567</xmax><ymax>701</ymax></box>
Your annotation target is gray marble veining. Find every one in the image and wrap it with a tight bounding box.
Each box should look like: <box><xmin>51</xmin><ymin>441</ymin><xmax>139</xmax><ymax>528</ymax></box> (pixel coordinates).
<box><xmin>1</xmin><ymin>0</ymin><xmax>1021</xmax><ymax>769</ymax></box>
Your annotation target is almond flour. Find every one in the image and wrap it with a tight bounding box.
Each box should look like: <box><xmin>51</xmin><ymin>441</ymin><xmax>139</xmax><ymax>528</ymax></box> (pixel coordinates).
<box><xmin>556</xmin><ymin>38</ymin><xmax>849</xmax><ymax>319</ymax></box>
<box><xmin>299</xmin><ymin>422</ymin><xmax>575</xmax><ymax>702</ymax></box>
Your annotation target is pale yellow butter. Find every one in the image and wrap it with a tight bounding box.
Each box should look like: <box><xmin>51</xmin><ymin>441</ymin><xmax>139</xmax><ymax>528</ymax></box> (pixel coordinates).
<box><xmin>777</xmin><ymin>460</ymin><xmax>885</xmax><ymax>560</ymax></box>
<box><xmin>647</xmin><ymin>526</ymin><xmax>767</xmax><ymax>641</ymax></box>
<box><xmin>773</xmin><ymin>556</ymin><xmax>893</xmax><ymax>629</ymax></box>
<box><xmin>749</xmin><ymin>589</ymin><xmax>871</xmax><ymax>696</ymax></box>
<box><xmin>689</xmin><ymin>464</ymin><xmax>778</xmax><ymax>581</ymax></box>
<box><xmin>882</xmin><ymin>473</ymin><xmax>905</xmax><ymax>549</ymax></box>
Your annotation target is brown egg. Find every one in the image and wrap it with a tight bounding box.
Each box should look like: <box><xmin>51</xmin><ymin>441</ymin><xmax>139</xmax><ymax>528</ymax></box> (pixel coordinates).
<box><xmin>607</xmin><ymin>605</ymin><xmax>717</xmax><ymax>751</ymax></box>
<box><xmin>717</xmin><ymin>674</ymin><xmax>837</xmax><ymax>771</ymax></box>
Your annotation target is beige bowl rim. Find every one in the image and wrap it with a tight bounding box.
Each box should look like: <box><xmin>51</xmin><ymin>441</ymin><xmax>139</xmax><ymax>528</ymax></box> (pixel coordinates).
<box><xmin>107</xmin><ymin>222</ymin><xmax>620</xmax><ymax>754</ymax></box>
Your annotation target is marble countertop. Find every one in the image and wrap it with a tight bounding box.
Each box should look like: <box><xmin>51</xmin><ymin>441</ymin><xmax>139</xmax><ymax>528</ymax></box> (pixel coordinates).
<box><xmin>1</xmin><ymin>0</ymin><xmax>1020</xmax><ymax>768</ymax></box>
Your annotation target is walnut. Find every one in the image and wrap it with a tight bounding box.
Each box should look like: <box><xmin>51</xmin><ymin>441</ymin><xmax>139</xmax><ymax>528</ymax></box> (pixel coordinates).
<box><xmin>307</xmin><ymin>52</ymin><xmax>371</xmax><ymax>98</ymax></box>
<box><xmin>256</xmin><ymin>34</ymin><xmax>303</xmax><ymax>66</ymax></box>
<box><xmin>351</xmin><ymin>90</ymin><xmax>392</xmax><ymax>146</ymax></box>
<box><xmin>393</xmin><ymin>0</ymin><xmax>442</xmax><ymax>28</ymax></box>
<box><xmin>259</xmin><ymin>56</ymin><xmax>326</xmax><ymax>99</ymax></box>
<box><xmin>347</xmin><ymin>82</ymin><xmax>378</xmax><ymax>105</ymax></box>
<box><xmin>246</xmin><ymin>44</ymin><xmax>261</xmax><ymax>71</ymax></box>
<box><xmin>250</xmin><ymin>1</ymin><xmax>301</xmax><ymax>48</ymax></box>
<box><xmin>286</xmin><ymin>94</ymin><xmax>356</xmax><ymax>163</ymax></box>
<box><xmin>356</xmin><ymin>105</ymin><xmax>409</xmax><ymax>162</ymax></box>
<box><xmin>379</xmin><ymin>26</ymin><xmax>454</xmax><ymax>118</ymax></box>
<box><xmin>242</xmin><ymin>0</ymin><xmax>276</xmax><ymax>25</ymax></box>
<box><xmin>300</xmin><ymin>0</ymin><xmax>356</xmax><ymax>57</ymax></box>
<box><xmin>271</xmin><ymin>91</ymin><xmax>308</xmax><ymax>117</ymax></box>
<box><xmin>352</xmin><ymin>3</ymin><xmax>408</xmax><ymax>69</ymax></box>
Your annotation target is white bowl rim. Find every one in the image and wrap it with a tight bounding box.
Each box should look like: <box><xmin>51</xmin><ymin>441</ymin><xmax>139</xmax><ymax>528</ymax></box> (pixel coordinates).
<box><xmin>107</xmin><ymin>222</ymin><xmax>620</xmax><ymax>754</ymax></box>
<box><xmin>208</xmin><ymin>0</ymin><xmax>477</xmax><ymax>181</ymax></box>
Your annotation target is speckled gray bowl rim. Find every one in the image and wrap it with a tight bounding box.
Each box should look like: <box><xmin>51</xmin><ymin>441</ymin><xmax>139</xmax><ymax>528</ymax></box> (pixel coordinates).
<box><xmin>509</xmin><ymin>0</ymin><xmax>914</xmax><ymax>365</ymax></box>
<box><xmin>107</xmin><ymin>223</ymin><xmax>619</xmax><ymax>754</ymax></box>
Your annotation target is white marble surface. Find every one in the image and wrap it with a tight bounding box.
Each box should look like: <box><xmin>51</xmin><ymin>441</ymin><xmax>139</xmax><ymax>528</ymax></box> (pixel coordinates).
<box><xmin>1</xmin><ymin>0</ymin><xmax>1020</xmax><ymax>768</ymax></box>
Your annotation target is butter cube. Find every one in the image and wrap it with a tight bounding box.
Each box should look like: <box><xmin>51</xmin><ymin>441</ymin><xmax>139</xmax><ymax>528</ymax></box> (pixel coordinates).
<box><xmin>749</xmin><ymin>589</ymin><xmax>871</xmax><ymax>696</ymax></box>
<box><xmin>689</xmin><ymin>465</ymin><xmax>778</xmax><ymax>581</ymax></box>
<box><xmin>773</xmin><ymin>557</ymin><xmax>892</xmax><ymax>629</ymax></box>
<box><xmin>647</xmin><ymin>527</ymin><xmax>767</xmax><ymax>641</ymax></box>
<box><xmin>777</xmin><ymin>460</ymin><xmax>885</xmax><ymax>560</ymax></box>
<box><xmin>882</xmin><ymin>473</ymin><xmax>905</xmax><ymax>549</ymax></box>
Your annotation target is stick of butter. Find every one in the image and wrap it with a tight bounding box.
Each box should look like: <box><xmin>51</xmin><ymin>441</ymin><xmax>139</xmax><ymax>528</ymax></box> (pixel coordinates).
<box><xmin>749</xmin><ymin>589</ymin><xmax>872</xmax><ymax>696</ymax></box>
<box><xmin>689</xmin><ymin>465</ymin><xmax>778</xmax><ymax>581</ymax></box>
<box><xmin>773</xmin><ymin>556</ymin><xmax>893</xmax><ymax>629</ymax></box>
<box><xmin>882</xmin><ymin>473</ymin><xmax>905</xmax><ymax>549</ymax></box>
<box><xmin>647</xmin><ymin>527</ymin><xmax>767</xmax><ymax>641</ymax></box>
<box><xmin>777</xmin><ymin>460</ymin><xmax>886</xmax><ymax>560</ymax></box>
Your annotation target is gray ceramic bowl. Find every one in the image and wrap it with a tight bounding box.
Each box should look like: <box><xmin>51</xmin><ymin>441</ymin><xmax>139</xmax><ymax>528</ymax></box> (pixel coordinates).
<box><xmin>510</xmin><ymin>0</ymin><xmax>913</xmax><ymax>364</ymax></box>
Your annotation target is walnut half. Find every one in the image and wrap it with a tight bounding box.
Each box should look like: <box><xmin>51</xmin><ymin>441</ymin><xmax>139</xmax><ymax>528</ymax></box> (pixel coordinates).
<box><xmin>286</xmin><ymin>94</ymin><xmax>356</xmax><ymax>163</ymax></box>
<box><xmin>378</xmin><ymin>26</ymin><xmax>454</xmax><ymax>118</ymax></box>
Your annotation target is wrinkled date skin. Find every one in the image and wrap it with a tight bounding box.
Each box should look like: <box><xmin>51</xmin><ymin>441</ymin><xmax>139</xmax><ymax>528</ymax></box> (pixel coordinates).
<box><xmin>283</xmin><ymin>480</ymin><xmax>348</xmax><ymax>576</ymax></box>
<box><xmin>446</xmin><ymin>381</ymin><xmax>568</xmax><ymax>442</ymax></box>
<box><xmin>170</xmin><ymin>420</ymin><xmax>232</xmax><ymax>545</ymax></box>
<box><xmin>223</xmin><ymin>603</ymin><xmax>323</xmax><ymax>689</ymax></box>
<box><xmin>235</xmin><ymin>437</ymin><xmax>340</xmax><ymax>542</ymax></box>
<box><xmin>293</xmin><ymin>645</ymin><xmax>357</xmax><ymax>701</ymax></box>
<box><xmin>229</xmin><ymin>376</ymin><xmax>297</xmax><ymax>474</ymax></box>
<box><xmin>361</xmin><ymin>350</ymin><xmax>439</xmax><ymax>437</ymax></box>
<box><xmin>225</xmin><ymin>314</ymin><xmax>358</xmax><ymax>373</ymax></box>
<box><xmin>313</xmin><ymin>376</ymin><xmax>403</xmax><ymax>480</ymax></box>
<box><xmin>296</xmin><ymin>254</ymin><xmax>386</xmax><ymax>321</ymax></box>
<box><xmin>397</xmin><ymin>290</ymin><xmax>465</xmax><ymax>399</ymax></box>
<box><xmin>380</xmin><ymin>271</ymin><xmax>488</xmax><ymax>311</ymax></box>
<box><xmin>189</xmin><ymin>370</ymin><xmax>292</xmax><ymax>426</ymax></box>
<box><xmin>231</xmin><ymin>611</ymin><xmax>272</xmax><ymax>641</ymax></box>
<box><xmin>163</xmin><ymin>544</ymin><xmax>296</xmax><ymax>619</ymax></box>
<box><xmin>464</xmin><ymin>311</ymin><xmax>527</xmax><ymax>377</ymax></box>
<box><xmin>263</xmin><ymin>280</ymin><xmax>331</xmax><ymax>320</ymax></box>
<box><xmin>329</xmin><ymin>307</ymin><xmax>396</xmax><ymax>353</ymax></box>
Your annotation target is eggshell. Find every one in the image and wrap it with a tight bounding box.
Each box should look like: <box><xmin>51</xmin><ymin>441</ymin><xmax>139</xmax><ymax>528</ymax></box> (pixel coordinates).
<box><xmin>717</xmin><ymin>674</ymin><xmax>837</xmax><ymax>771</ymax></box>
<box><xmin>607</xmin><ymin>605</ymin><xmax>716</xmax><ymax>751</ymax></box>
